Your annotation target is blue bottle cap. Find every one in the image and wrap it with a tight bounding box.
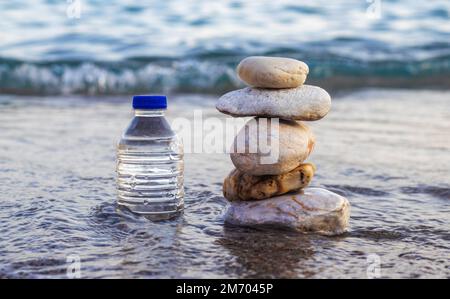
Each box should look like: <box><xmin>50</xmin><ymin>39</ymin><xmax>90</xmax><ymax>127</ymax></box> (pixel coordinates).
<box><xmin>132</xmin><ymin>95</ymin><xmax>167</xmax><ymax>109</ymax></box>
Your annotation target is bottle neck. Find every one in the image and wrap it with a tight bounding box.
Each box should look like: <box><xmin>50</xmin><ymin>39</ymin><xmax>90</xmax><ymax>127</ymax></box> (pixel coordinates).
<box><xmin>134</xmin><ymin>109</ymin><xmax>165</xmax><ymax>117</ymax></box>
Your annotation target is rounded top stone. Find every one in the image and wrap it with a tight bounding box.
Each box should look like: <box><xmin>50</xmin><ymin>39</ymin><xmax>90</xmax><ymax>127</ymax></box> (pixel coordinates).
<box><xmin>237</xmin><ymin>56</ymin><xmax>309</xmax><ymax>89</ymax></box>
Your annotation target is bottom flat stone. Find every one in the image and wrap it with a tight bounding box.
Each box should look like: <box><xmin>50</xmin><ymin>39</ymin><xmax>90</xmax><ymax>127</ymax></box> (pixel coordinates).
<box><xmin>224</xmin><ymin>188</ymin><xmax>350</xmax><ymax>235</ymax></box>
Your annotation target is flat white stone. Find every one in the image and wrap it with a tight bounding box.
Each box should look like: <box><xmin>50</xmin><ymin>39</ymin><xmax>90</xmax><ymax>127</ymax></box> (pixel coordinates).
<box><xmin>224</xmin><ymin>188</ymin><xmax>350</xmax><ymax>235</ymax></box>
<box><xmin>216</xmin><ymin>85</ymin><xmax>331</xmax><ymax>121</ymax></box>
<box><xmin>237</xmin><ymin>56</ymin><xmax>309</xmax><ymax>88</ymax></box>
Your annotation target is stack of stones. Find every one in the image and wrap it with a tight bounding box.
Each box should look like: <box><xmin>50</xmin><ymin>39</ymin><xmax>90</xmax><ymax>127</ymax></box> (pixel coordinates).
<box><xmin>216</xmin><ymin>56</ymin><xmax>350</xmax><ymax>235</ymax></box>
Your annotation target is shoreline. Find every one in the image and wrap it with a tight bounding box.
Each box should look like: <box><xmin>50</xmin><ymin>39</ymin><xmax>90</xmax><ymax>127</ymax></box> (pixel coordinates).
<box><xmin>1</xmin><ymin>81</ymin><xmax>450</xmax><ymax>97</ymax></box>
<box><xmin>1</xmin><ymin>86</ymin><xmax>450</xmax><ymax>100</ymax></box>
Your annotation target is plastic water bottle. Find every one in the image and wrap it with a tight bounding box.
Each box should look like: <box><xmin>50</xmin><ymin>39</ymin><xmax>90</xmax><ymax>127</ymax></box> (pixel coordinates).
<box><xmin>116</xmin><ymin>95</ymin><xmax>184</xmax><ymax>219</ymax></box>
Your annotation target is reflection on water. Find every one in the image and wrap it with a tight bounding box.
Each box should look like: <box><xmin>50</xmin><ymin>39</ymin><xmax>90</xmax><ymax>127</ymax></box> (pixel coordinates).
<box><xmin>0</xmin><ymin>89</ymin><xmax>449</xmax><ymax>278</ymax></box>
<box><xmin>219</xmin><ymin>226</ymin><xmax>315</xmax><ymax>278</ymax></box>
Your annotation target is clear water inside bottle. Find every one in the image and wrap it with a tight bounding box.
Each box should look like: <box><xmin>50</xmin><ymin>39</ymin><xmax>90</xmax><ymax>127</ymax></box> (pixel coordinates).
<box><xmin>116</xmin><ymin>109</ymin><xmax>184</xmax><ymax>220</ymax></box>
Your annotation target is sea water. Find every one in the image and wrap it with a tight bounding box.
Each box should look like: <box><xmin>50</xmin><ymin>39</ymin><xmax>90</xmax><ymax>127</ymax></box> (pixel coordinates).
<box><xmin>1</xmin><ymin>0</ymin><xmax>449</xmax><ymax>94</ymax></box>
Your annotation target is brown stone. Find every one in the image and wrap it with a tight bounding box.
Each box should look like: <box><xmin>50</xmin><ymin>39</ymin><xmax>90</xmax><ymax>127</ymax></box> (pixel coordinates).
<box><xmin>223</xmin><ymin>163</ymin><xmax>316</xmax><ymax>201</ymax></box>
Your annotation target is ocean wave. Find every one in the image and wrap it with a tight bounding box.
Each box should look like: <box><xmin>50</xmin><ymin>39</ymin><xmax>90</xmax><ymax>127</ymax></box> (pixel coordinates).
<box><xmin>1</xmin><ymin>0</ymin><xmax>450</xmax><ymax>95</ymax></box>
<box><xmin>1</xmin><ymin>51</ymin><xmax>450</xmax><ymax>95</ymax></box>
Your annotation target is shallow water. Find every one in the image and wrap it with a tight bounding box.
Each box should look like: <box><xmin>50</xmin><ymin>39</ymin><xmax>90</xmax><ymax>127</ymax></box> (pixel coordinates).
<box><xmin>0</xmin><ymin>89</ymin><xmax>449</xmax><ymax>278</ymax></box>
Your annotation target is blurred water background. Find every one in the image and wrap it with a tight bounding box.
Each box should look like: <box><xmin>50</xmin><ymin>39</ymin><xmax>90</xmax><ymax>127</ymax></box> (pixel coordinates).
<box><xmin>0</xmin><ymin>0</ymin><xmax>450</xmax><ymax>95</ymax></box>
